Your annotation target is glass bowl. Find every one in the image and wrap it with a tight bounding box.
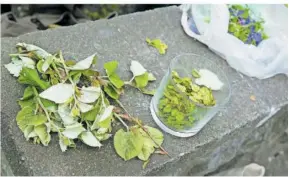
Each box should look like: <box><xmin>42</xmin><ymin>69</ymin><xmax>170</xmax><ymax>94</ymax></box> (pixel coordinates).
<box><xmin>150</xmin><ymin>53</ymin><xmax>231</xmax><ymax>137</ymax></box>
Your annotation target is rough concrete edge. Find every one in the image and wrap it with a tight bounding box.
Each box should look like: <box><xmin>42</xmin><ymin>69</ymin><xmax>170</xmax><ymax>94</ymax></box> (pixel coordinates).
<box><xmin>1</xmin><ymin>6</ymin><xmax>179</xmax><ymax>41</ymax></box>
<box><xmin>141</xmin><ymin>102</ymin><xmax>288</xmax><ymax>175</ymax></box>
<box><xmin>1</xmin><ymin>149</ymin><xmax>14</xmax><ymax>176</ymax></box>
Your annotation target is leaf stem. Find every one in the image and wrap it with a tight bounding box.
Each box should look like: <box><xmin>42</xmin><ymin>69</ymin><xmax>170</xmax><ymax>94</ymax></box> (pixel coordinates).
<box><xmin>115</xmin><ymin>99</ymin><xmax>170</xmax><ymax>157</ymax></box>
<box><xmin>32</xmin><ymin>86</ymin><xmax>61</xmax><ymax>132</ymax></box>
<box><xmin>113</xmin><ymin>113</ymin><xmax>129</xmax><ymax>132</ymax></box>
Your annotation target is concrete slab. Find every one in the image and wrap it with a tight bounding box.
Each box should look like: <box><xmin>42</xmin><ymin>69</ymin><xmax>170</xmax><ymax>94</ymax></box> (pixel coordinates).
<box><xmin>1</xmin><ymin>6</ymin><xmax>288</xmax><ymax>175</ymax></box>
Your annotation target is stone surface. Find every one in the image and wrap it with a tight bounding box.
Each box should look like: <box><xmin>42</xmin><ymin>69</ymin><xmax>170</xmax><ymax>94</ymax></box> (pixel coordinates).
<box><xmin>1</xmin><ymin>6</ymin><xmax>288</xmax><ymax>176</ymax></box>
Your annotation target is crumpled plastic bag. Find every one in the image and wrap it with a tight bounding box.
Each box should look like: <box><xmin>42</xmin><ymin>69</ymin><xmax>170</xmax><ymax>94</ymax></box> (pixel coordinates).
<box><xmin>180</xmin><ymin>4</ymin><xmax>288</xmax><ymax>79</ymax></box>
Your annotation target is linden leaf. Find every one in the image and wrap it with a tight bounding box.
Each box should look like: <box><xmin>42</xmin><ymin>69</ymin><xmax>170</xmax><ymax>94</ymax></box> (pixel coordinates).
<box><xmin>34</xmin><ymin>124</ymin><xmax>51</xmax><ymax>146</ymax></box>
<box><xmin>135</xmin><ymin>72</ymin><xmax>149</xmax><ymax>88</ymax></box>
<box><xmin>80</xmin><ymin>131</ymin><xmax>102</xmax><ymax>147</ymax></box>
<box><xmin>148</xmin><ymin>73</ymin><xmax>156</xmax><ymax>81</ymax></box>
<box><xmin>5</xmin><ymin>58</ymin><xmax>23</xmax><ymax>77</ymax></box>
<box><xmin>67</xmin><ymin>54</ymin><xmax>97</xmax><ymax>70</ymax></box>
<box><xmin>109</xmin><ymin>73</ymin><xmax>124</xmax><ymax>89</ymax></box>
<box><xmin>78</xmin><ymin>102</ymin><xmax>93</xmax><ymax>113</ymax></box>
<box><xmin>104</xmin><ymin>60</ymin><xmax>119</xmax><ymax>76</ymax></box>
<box><xmin>62</xmin><ymin>123</ymin><xmax>86</xmax><ymax>139</ymax></box>
<box><xmin>16</xmin><ymin>107</ymin><xmax>47</xmax><ymax>132</ymax></box>
<box><xmin>77</xmin><ymin>86</ymin><xmax>101</xmax><ymax>103</ymax></box>
<box><xmin>39</xmin><ymin>83</ymin><xmax>74</xmax><ymax>104</ymax></box>
<box><xmin>58</xmin><ymin>104</ymin><xmax>77</xmax><ymax>125</ymax></box>
<box><xmin>130</xmin><ymin>60</ymin><xmax>147</xmax><ymax>77</ymax></box>
<box><xmin>104</xmin><ymin>84</ymin><xmax>120</xmax><ymax>100</ymax></box>
<box><xmin>16</xmin><ymin>43</ymin><xmax>52</xmax><ymax>59</ymax></box>
<box><xmin>114</xmin><ymin>129</ymin><xmax>144</xmax><ymax>161</ymax></box>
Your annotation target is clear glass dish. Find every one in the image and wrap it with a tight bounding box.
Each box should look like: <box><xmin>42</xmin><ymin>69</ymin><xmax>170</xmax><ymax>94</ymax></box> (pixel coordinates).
<box><xmin>150</xmin><ymin>53</ymin><xmax>231</xmax><ymax>137</ymax></box>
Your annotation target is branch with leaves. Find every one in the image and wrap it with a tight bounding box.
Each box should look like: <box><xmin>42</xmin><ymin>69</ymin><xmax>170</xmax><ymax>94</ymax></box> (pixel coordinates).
<box><xmin>5</xmin><ymin>43</ymin><xmax>168</xmax><ymax>168</ymax></box>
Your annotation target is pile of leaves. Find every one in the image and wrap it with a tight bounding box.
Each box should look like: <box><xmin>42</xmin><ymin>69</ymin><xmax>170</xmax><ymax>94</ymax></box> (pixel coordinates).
<box><xmin>158</xmin><ymin>70</ymin><xmax>216</xmax><ymax>130</ymax></box>
<box><xmin>5</xmin><ymin>43</ymin><xmax>168</xmax><ymax>168</ymax></box>
<box><xmin>228</xmin><ymin>4</ymin><xmax>268</xmax><ymax>46</ymax></box>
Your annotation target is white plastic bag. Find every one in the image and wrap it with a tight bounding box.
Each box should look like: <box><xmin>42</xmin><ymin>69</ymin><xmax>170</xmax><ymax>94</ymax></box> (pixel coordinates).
<box><xmin>180</xmin><ymin>4</ymin><xmax>288</xmax><ymax>79</ymax></box>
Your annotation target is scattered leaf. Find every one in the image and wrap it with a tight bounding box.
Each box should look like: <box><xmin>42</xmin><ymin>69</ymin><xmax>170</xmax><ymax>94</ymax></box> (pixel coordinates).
<box><xmin>135</xmin><ymin>72</ymin><xmax>149</xmax><ymax>88</ymax></box>
<box><xmin>146</xmin><ymin>38</ymin><xmax>168</xmax><ymax>55</ymax></box>
<box><xmin>130</xmin><ymin>60</ymin><xmax>147</xmax><ymax>77</ymax></box>
<box><xmin>114</xmin><ymin>129</ymin><xmax>144</xmax><ymax>161</ymax></box>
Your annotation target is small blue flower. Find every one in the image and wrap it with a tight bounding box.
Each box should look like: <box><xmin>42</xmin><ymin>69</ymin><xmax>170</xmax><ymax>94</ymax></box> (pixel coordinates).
<box><xmin>250</xmin><ymin>26</ymin><xmax>255</xmax><ymax>33</ymax></box>
<box><xmin>253</xmin><ymin>32</ymin><xmax>262</xmax><ymax>43</ymax></box>
<box><xmin>245</xmin><ymin>18</ymin><xmax>251</xmax><ymax>25</ymax></box>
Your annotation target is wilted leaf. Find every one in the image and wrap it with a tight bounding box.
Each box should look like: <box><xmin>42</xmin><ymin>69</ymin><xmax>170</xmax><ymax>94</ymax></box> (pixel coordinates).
<box><xmin>78</xmin><ymin>86</ymin><xmax>101</xmax><ymax>103</ymax></box>
<box><xmin>67</xmin><ymin>54</ymin><xmax>97</xmax><ymax>70</ymax></box>
<box><xmin>62</xmin><ymin>123</ymin><xmax>86</xmax><ymax>139</ymax></box>
<box><xmin>16</xmin><ymin>43</ymin><xmax>52</xmax><ymax>59</ymax></box>
<box><xmin>80</xmin><ymin>131</ymin><xmax>102</xmax><ymax>147</ymax></box>
<box><xmin>39</xmin><ymin>83</ymin><xmax>74</xmax><ymax>104</ymax></box>
<box><xmin>130</xmin><ymin>60</ymin><xmax>147</xmax><ymax>77</ymax></box>
<box><xmin>148</xmin><ymin>73</ymin><xmax>156</xmax><ymax>81</ymax></box>
<box><xmin>34</xmin><ymin>124</ymin><xmax>51</xmax><ymax>146</ymax></box>
<box><xmin>58</xmin><ymin>104</ymin><xmax>77</xmax><ymax>125</ymax></box>
<box><xmin>78</xmin><ymin>102</ymin><xmax>93</xmax><ymax>113</ymax></box>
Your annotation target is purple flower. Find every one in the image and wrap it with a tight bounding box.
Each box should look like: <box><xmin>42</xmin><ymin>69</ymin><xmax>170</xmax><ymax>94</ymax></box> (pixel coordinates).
<box><xmin>250</xmin><ymin>26</ymin><xmax>255</xmax><ymax>33</ymax></box>
<box><xmin>252</xmin><ymin>32</ymin><xmax>262</xmax><ymax>43</ymax></box>
<box><xmin>239</xmin><ymin>19</ymin><xmax>246</xmax><ymax>25</ymax></box>
<box><xmin>245</xmin><ymin>18</ymin><xmax>251</xmax><ymax>24</ymax></box>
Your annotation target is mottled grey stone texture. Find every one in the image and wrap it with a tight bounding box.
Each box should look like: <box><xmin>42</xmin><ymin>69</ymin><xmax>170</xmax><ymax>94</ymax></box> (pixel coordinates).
<box><xmin>1</xmin><ymin>6</ymin><xmax>288</xmax><ymax>176</ymax></box>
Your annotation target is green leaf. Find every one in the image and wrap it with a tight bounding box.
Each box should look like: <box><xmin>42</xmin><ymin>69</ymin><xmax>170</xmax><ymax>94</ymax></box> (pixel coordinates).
<box><xmin>140</xmin><ymin>88</ymin><xmax>155</xmax><ymax>96</ymax></box>
<box><xmin>82</xmin><ymin>104</ymin><xmax>101</xmax><ymax>121</ymax></box>
<box><xmin>18</xmin><ymin>98</ymin><xmax>36</xmax><ymax>109</ymax></box>
<box><xmin>138</xmin><ymin>138</ymin><xmax>155</xmax><ymax>161</ymax></box>
<box><xmin>141</xmin><ymin>126</ymin><xmax>164</xmax><ymax>148</ymax></box>
<box><xmin>146</xmin><ymin>38</ymin><xmax>168</xmax><ymax>55</ymax></box>
<box><xmin>109</xmin><ymin>73</ymin><xmax>124</xmax><ymax>89</ymax></box>
<box><xmin>34</xmin><ymin>124</ymin><xmax>51</xmax><ymax>146</ymax></box>
<box><xmin>67</xmin><ymin>54</ymin><xmax>97</xmax><ymax>70</ymax></box>
<box><xmin>130</xmin><ymin>60</ymin><xmax>147</xmax><ymax>77</ymax></box>
<box><xmin>192</xmin><ymin>69</ymin><xmax>200</xmax><ymax>78</ymax></box>
<box><xmin>62</xmin><ymin>123</ymin><xmax>86</xmax><ymax>139</ymax></box>
<box><xmin>104</xmin><ymin>60</ymin><xmax>118</xmax><ymax>76</ymax></box>
<box><xmin>114</xmin><ymin>129</ymin><xmax>144</xmax><ymax>161</ymax></box>
<box><xmin>21</xmin><ymin>86</ymin><xmax>34</xmax><ymax>100</ymax></box>
<box><xmin>241</xmin><ymin>9</ymin><xmax>249</xmax><ymax>19</ymax></box>
<box><xmin>39</xmin><ymin>83</ymin><xmax>74</xmax><ymax>104</ymax></box>
<box><xmin>42</xmin><ymin>56</ymin><xmax>53</xmax><ymax>72</ymax></box>
<box><xmin>147</xmin><ymin>73</ymin><xmax>156</xmax><ymax>81</ymax></box>
<box><xmin>104</xmin><ymin>83</ymin><xmax>120</xmax><ymax>100</ymax></box>
<box><xmin>16</xmin><ymin>107</ymin><xmax>47</xmax><ymax>131</ymax></box>
<box><xmin>135</xmin><ymin>72</ymin><xmax>149</xmax><ymax>88</ymax></box>
<box><xmin>80</xmin><ymin>131</ymin><xmax>102</xmax><ymax>147</ymax></box>
<box><xmin>18</xmin><ymin>67</ymin><xmax>50</xmax><ymax>90</ymax></box>
<box><xmin>36</xmin><ymin>60</ymin><xmax>45</xmax><ymax>73</ymax></box>
<box><xmin>41</xmin><ymin>98</ymin><xmax>57</xmax><ymax>112</ymax></box>
<box><xmin>142</xmin><ymin>160</ymin><xmax>150</xmax><ymax>169</ymax></box>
